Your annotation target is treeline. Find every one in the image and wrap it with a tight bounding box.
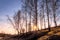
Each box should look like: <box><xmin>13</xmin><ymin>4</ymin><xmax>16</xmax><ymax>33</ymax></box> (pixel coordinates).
<box><xmin>7</xmin><ymin>0</ymin><xmax>60</xmax><ymax>35</ymax></box>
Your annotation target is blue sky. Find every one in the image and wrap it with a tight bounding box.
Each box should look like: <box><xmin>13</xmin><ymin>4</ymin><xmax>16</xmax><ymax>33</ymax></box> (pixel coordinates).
<box><xmin>0</xmin><ymin>0</ymin><xmax>22</xmax><ymax>34</ymax></box>
<box><xmin>0</xmin><ymin>0</ymin><xmax>22</xmax><ymax>22</ymax></box>
<box><xmin>0</xmin><ymin>0</ymin><xmax>60</xmax><ymax>34</ymax></box>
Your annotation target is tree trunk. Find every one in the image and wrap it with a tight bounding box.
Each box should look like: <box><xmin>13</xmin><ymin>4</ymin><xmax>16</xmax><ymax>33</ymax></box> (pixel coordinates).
<box><xmin>29</xmin><ymin>12</ymin><xmax>31</xmax><ymax>32</ymax></box>
<box><xmin>34</xmin><ymin>0</ymin><xmax>38</xmax><ymax>30</ymax></box>
<box><xmin>46</xmin><ymin>0</ymin><xmax>51</xmax><ymax>31</ymax></box>
<box><xmin>52</xmin><ymin>0</ymin><xmax>57</xmax><ymax>27</ymax></box>
<box><xmin>43</xmin><ymin>0</ymin><xmax>46</xmax><ymax>29</ymax></box>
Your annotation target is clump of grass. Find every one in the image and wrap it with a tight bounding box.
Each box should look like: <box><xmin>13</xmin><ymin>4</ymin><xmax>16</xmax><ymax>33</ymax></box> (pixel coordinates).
<box><xmin>55</xmin><ymin>32</ymin><xmax>60</xmax><ymax>35</ymax></box>
<box><xmin>47</xmin><ymin>31</ymin><xmax>56</xmax><ymax>36</ymax></box>
<box><xmin>37</xmin><ymin>35</ymin><xmax>49</xmax><ymax>40</ymax></box>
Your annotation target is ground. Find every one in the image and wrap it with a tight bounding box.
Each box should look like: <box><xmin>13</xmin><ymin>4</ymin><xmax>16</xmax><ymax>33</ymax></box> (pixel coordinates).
<box><xmin>0</xmin><ymin>26</ymin><xmax>60</xmax><ymax>40</ymax></box>
<box><xmin>38</xmin><ymin>26</ymin><xmax>60</xmax><ymax>40</ymax></box>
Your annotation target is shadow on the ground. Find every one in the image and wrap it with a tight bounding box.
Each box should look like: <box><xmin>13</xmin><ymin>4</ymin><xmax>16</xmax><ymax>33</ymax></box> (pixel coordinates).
<box><xmin>4</xmin><ymin>30</ymin><xmax>49</xmax><ymax>40</ymax></box>
<box><xmin>47</xmin><ymin>35</ymin><xmax>60</xmax><ymax>40</ymax></box>
<box><xmin>27</xmin><ymin>31</ymin><xmax>49</xmax><ymax>40</ymax></box>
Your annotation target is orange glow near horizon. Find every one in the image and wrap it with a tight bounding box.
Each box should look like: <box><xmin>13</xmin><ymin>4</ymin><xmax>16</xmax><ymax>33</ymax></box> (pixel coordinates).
<box><xmin>31</xmin><ymin>25</ymin><xmax>38</xmax><ymax>31</ymax></box>
<box><xmin>0</xmin><ymin>21</ymin><xmax>58</xmax><ymax>35</ymax></box>
<box><xmin>0</xmin><ymin>22</ymin><xmax>18</xmax><ymax>35</ymax></box>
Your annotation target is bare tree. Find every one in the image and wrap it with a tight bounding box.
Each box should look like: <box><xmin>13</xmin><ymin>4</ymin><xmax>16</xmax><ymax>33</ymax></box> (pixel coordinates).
<box><xmin>7</xmin><ymin>10</ymin><xmax>21</xmax><ymax>35</ymax></box>
<box><xmin>40</xmin><ymin>0</ymin><xmax>46</xmax><ymax>29</ymax></box>
<box><xmin>51</xmin><ymin>0</ymin><xmax>57</xmax><ymax>27</ymax></box>
<box><xmin>28</xmin><ymin>12</ymin><xmax>31</xmax><ymax>32</ymax></box>
<box><xmin>34</xmin><ymin>0</ymin><xmax>38</xmax><ymax>29</ymax></box>
<box><xmin>39</xmin><ymin>12</ymin><xmax>43</xmax><ymax>30</ymax></box>
<box><xmin>42</xmin><ymin>0</ymin><xmax>46</xmax><ymax>29</ymax></box>
<box><xmin>22</xmin><ymin>0</ymin><xmax>28</xmax><ymax>32</ymax></box>
<box><xmin>46</xmin><ymin>0</ymin><xmax>51</xmax><ymax>31</ymax></box>
<box><xmin>30</xmin><ymin>0</ymin><xmax>38</xmax><ymax>31</ymax></box>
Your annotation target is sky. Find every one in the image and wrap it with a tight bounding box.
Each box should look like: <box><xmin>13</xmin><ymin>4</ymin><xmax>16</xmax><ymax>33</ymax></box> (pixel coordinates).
<box><xmin>0</xmin><ymin>0</ymin><xmax>22</xmax><ymax>34</ymax></box>
<box><xmin>0</xmin><ymin>0</ymin><xmax>60</xmax><ymax>35</ymax></box>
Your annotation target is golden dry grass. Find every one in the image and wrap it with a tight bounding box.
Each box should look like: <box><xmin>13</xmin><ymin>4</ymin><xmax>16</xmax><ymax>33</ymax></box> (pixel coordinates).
<box><xmin>38</xmin><ymin>27</ymin><xmax>60</xmax><ymax>40</ymax></box>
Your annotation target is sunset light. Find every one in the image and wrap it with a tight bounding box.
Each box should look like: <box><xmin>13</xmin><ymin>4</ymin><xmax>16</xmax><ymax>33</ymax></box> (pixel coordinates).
<box><xmin>0</xmin><ymin>0</ymin><xmax>60</xmax><ymax>40</ymax></box>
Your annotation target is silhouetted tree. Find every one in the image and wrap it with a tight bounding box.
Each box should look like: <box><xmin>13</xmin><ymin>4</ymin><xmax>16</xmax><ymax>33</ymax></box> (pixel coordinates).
<box><xmin>33</xmin><ymin>0</ymin><xmax>38</xmax><ymax>30</ymax></box>
<box><xmin>40</xmin><ymin>0</ymin><xmax>46</xmax><ymax>29</ymax></box>
<box><xmin>7</xmin><ymin>10</ymin><xmax>21</xmax><ymax>35</ymax></box>
<box><xmin>42</xmin><ymin>0</ymin><xmax>46</xmax><ymax>29</ymax></box>
<box><xmin>46</xmin><ymin>0</ymin><xmax>51</xmax><ymax>31</ymax></box>
<box><xmin>51</xmin><ymin>0</ymin><xmax>58</xmax><ymax>27</ymax></box>
<box><xmin>22</xmin><ymin>0</ymin><xmax>28</xmax><ymax>32</ymax></box>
